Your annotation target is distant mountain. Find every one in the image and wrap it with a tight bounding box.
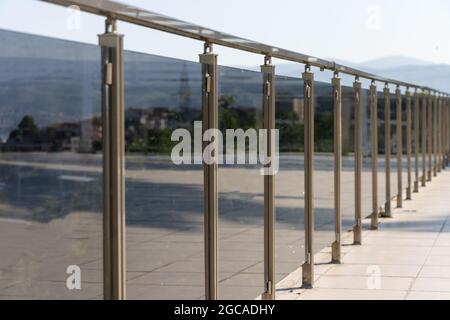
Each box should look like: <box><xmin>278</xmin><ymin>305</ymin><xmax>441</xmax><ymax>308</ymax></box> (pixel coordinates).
<box><xmin>236</xmin><ymin>56</ymin><xmax>450</xmax><ymax>92</ymax></box>
<box><xmin>358</xmin><ymin>56</ymin><xmax>436</xmax><ymax>70</ymax></box>
<box><xmin>332</xmin><ymin>56</ymin><xmax>436</xmax><ymax>71</ymax></box>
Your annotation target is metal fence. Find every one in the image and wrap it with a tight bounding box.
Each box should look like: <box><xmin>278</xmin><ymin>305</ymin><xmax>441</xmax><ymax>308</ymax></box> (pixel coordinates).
<box><xmin>1</xmin><ymin>0</ymin><xmax>449</xmax><ymax>300</ymax></box>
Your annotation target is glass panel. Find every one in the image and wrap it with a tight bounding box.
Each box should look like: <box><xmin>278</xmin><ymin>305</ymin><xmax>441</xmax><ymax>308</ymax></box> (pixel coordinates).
<box><xmin>427</xmin><ymin>100</ymin><xmax>432</xmax><ymax>181</ymax></box>
<box><xmin>314</xmin><ymin>81</ymin><xmax>334</xmax><ymax>253</ymax></box>
<box><xmin>412</xmin><ymin>98</ymin><xmax>419</xmax><ymax>189</ymax></box>
<box><xmin>217</xmin><ymin>66</ymin><xmax>263</xmax><ymax>300</ymax></box>
<box><xmin>401</xmin><ymin>95</ymin><xmax>408</xmax><ymax>201</ymax></box>
<box><xmin>421</xmin><ymin>100</ymin><xmax>426</xmax><ymax>185</ymax></box>
<box><xmin>377</xmin><ymin>92</ymin><xmax>386</xmax><ymax>214</ymax></box>
<box><xmin>361</xmin><ymin>88</ymin><xmax>373</xmax><ymax>219</ymax></box>
<box><xmin>0</xmin><ymin>29</ymin><xmax>103</xmax><ymax>299</ymax></box>
<box><xmin>275</xmin><ymin>75</ymin><xmax>304</xmax><ymax>286</ymax></box>
<box><xmin>390</xmin><ymin>94</ymin><xmax>398</xmax><ymax>206</ymax></box>
<box><xmin>123</xmin><ymin>52</ymin><xmax>204</xmax><ymax>299</ymax></box>
<box><xmin>342</xmin><ymin>86</ymin><xmax>355</xmax><ymax>232</ymax></box>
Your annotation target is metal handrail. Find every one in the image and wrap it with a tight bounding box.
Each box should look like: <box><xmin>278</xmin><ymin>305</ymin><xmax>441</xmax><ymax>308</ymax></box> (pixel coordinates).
<box><xmin>40</xmin><ymin>0</ymin><xmax>448</xmax><ymax>96</ymax></box>
<box><xmin>22</xmin><ymin>0</ymin><xmax>450</xmax><ymax>300</ymax></box>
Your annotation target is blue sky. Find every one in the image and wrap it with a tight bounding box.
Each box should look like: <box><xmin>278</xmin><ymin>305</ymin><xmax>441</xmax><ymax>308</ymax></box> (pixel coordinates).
<box><xmin>1</xmin><ymin>0</ymin><xmax>449</xmax><ymax>67</ymax></box>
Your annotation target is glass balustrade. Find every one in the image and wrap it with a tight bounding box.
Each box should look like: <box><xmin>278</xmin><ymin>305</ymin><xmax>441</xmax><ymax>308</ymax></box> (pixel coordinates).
<box><xmin>217</xmin><ymin>65</ymin><xmax>264</xmax><ymax>300</ymax></box>
<box><xmin>341</xmin><ymin>86</ymin><xmax>356</xmax><ymax>233</ymax></box>
<box><xmin>275</xmin><ymin>75</ymin><xmax>304</xmax><ymax>287</ymax></box>
<box><xmin>0</xmin><ymin>29</ymin><xmax>103</xmax><ymax>299</ymax></box>
<box><xmin>313</xmin><ymin>81</ymin><xmax>335</xmax><ymax>254</ymax></box>
<box><xmin>361</xmin><ymin>88</ymin><xmax>373</xmax><ymax>221</ymax></box>
<box><xmin>377</xmin><ymin>91</ymin><xmax>387</xmax><ymax>216</ymax></box>
<box><xmin>0</xmin><ymin>11</ymin><xmax>447</xmax><ymax>299</ymax></box>
<box><xmin>123</xmin><ymin>51</ymin><xmax>204</xmax><ymax>300</ymax></box>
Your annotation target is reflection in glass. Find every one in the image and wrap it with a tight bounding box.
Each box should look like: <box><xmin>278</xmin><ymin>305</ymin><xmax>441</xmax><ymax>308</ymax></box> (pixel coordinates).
<box><xmin>217</xmin><ymin>66</ymin><xmax>263</xmax><ymax>300</ymax></box>
<box><xmin>313</xmin><ymin>81</ymin><xmax>334</xmax><ymax>253</ymax></box>
<box><xmin>341</xmin><ymin>86</ymin><xmax>356</xmax><ymax>232</ymax></box>
<box><xmin>123</xmin><ymin>52</ymin><xmax>204</xmax><ymax>300</ymax></box>
<box><xmin>0</xmin><ymin>29</ymin><xmax>103</xmax><ymax>299</ymax></box>
<box><xmin>377</xmin><ymin>92</ymin><xmax>387</xmax><ymax>215</ymax></box>
<box><xmin>401</xmin><ymin>95</ymin><xmax>408</xmax><ymax>201</ymax></box>
<box><xmin>390</xmin><ymin>95</ymin><xmax>398</xmax><ymax>207</ymax></box>
<box><xmin>275</xmin><ymin>75</ymin><xmax>304</xmax><ymax>286</ymax></box>
<box><xmin>361</xmin><ymin>89</ymin><xmax>373</xmax><ymax>219</ymax></box>
<box><xmin>0</xmin><ymin>27</ymin><xmax>413</xmax><ymax>300</ymax></box>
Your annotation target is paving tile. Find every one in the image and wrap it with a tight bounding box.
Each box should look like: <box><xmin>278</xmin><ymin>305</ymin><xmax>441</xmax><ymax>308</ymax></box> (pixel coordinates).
<box><xmin>365</xmin><ymin>232</ymin><xmax>437</xmax><ymax>239</ymax></box>
<box><xmin>361</xmin><ymin>237</ymin><xmax>436</xmax><ymax>247</ymax></box>
<box><xmin>411</xmin><ymin>278</ymin><xmax>450</xmax><ymax>292</ymax></box>
<box><xmin>325</xmin><ymin>264</ymin><xmax>421</xmax><ymax>278</ymax></box>
<box><xmin>418</xmin><ymin>266</ymin><xmax>450</xmax><ymax>278</ymax></box>
<box><xmin>219</xmin><ymin>286</ymin><xmax>263</xmax><ymax>300</ymax></box>
<box><xmin>314</xmin><ymin>263</ymin><xmax>335</xmax><ymax>275</ymax></box>
<box><xmin>347</xmin><ymin>245</ymin><xmax>431</xmax><ymax>255</ymax></box>
<box><xmin>126</xmin><ymin>284</ymin><xmax>204</xmax><ymax>300</ymax></box>
<box><xmin>314</xmin><ymin>275</ymin><xmax>413</xmax><ymax>291</ymax></box>
<box><xmin>434</xmin><ymin>239</ymin><xmax>450</xmax><ymax>247</ymax></box>
<box><xmin>220</xmin><ymin>273</ymin><xmax>264</xmax><ymax>287</ymax></box>
<box><xmin>0</xmin><ymin>281</ymin><xmax>102</xmax><ymax>299</ymax></box>
<box><xmin>296</xmin><ymin>288</ymin><xmax>407</xmax><ymax>300</ymax></box>
<box><xmin>406</xmin><ymin>291</ymin><xmax>450</xmax><ymax>300</ymax></box>
<box><xmin>3</xmin><ymin>159</ymin><xmax>450</xmax><ymax>300</ymax></box>
<box><xmin>127</xmin><ymin>272</ymin><xmax>206</xmax><ymax>286</ymax></box>
<box><xmin>243</xmin><ymin>261</ymin><xmax>325</xmax><ymax>276</ymax></box>
<box><xmin>425</xmin><ymin>255</ymin><xmax>450</xmax><ymax>266</ymax></box>
<box><xmin>273</xmin><ymin>288</ymin><xmax>304</xmax><ymax>300</ymax></box>
<box><xmin>154</xmin><ymin>259</ymin><xmax>204</xmax><ymax>273</ymax></box>
<box><xmin>342</xmin><ymin>252</ymin><xmax>427</xmax><ymax>265</ymax></box>
<box><xmin>429</xmin><ymin>247</ymin><xmax>450</xmax><ymax>256</ymax></box>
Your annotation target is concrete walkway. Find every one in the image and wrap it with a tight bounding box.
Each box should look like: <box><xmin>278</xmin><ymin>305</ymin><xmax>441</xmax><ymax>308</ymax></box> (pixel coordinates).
<box><xmin>277</xmin><ymin>170</ymin><xmax>450</xmax><ymax>300</ymax></box>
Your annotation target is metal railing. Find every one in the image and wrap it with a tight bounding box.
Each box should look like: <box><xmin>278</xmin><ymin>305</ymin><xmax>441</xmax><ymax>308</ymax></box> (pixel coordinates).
<box><xmin>37</xmin><ymin>0</ymin><xmax>450</xmax><ymax>300</ymax></box>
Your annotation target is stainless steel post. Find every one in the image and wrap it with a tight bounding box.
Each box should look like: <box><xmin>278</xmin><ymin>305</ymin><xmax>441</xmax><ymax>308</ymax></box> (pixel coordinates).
<box><xmin>261</xmin><ymin>56</ymin><xmax>276</xmax><ymax>300</ymax></box>
<box><xmin>445</xmin><ymin>96</ymin><xmax>450</xmax><ymax>167</ymax></box>
<box><xmin>332</xmin><ymin>72</ymin><xmax>342</xmax><ymax>261</ymax></box>
<box><xmin>446</xmin><ymin>96</ymin><xmax>449</xmax><ymax>167</ymax></box>
<box><xmin>436</xmin><ymin>94</ymin><xmax>439</xmax><ymax>173</ymax></box>
<box><xmin>443</xmin><ymin>95</ymin><xmax>450</xmax><ymax>169</ymax></box>
<box><xmin>302</xmin><ymin>65</ymin><xmax>315</xmax><ymax>288</ymax></box>
<box><xmin>421</xmin><ymin>92</ymin><xmax>427</xmax><ymax>187</ymax></box>
<box><xmin>383</xmin><ymin>83</ymin><xmax>392</xmax><ymax>217</ymax></box>
<box><xmin>428</xmin><ymin>93</ymin><xmax>433</xmax><ymax>181</ymax></box>
<box><xmin>443</xmin><ymin>96</ymin><xmax>446</xmax><ymax>168</ymax></box>
<box><xmin>442</xmin><ymin>95</ymin><xmax>444</xmax><ymax>170</ymax></box>
<box><xmin>199</xmin><ymin>42</ymin><xmax>219</xmax><ymax>300</ymax></box>
<box><xmin>445</xmin><ymin>95</ymin><xmax>450</xmax><ymax>167</ymax></box>
<box><xmin>99</xmin><ymin>18</ymin><xmax>126</xmax><ymax>300</ymax></box>
<box><xmin>444</xmin><ymin>96</ymin><xmax>447</xmax><ymax>167</ymax></box>
<box><xmin>438</xmin><ymin>94</ymin><xmax>443</xmax><ymax>171</ymax></box>
<box><xmin>413</xmin><ymin>90</ymin><xmax>420</xmax><ymax>193</ymax></box>
<box><xmin>370</xmin><ymin>81</ymin><xmax>379</xmax><ymax>229</ymax></box>
<box><xmin>353</xmin><ymin>77</ymin><xmax>362</xmax><ymax>244</ymax></box>
<box><xmin>433</xmin><ymin>93</ymin><xmax>438</xmax><ymax>177</ymax></box>
<box><xmin>396</xmin><ymin>86</ymin><xmax>403</xmax><ymax>208</ymax></box>
<box><xmin>447</xmin><ymin>96</ymin><xmax>450</xmax><ymax>167</ymax></box>
<box><xmin>406</xmin><ymin>89</ymin><xmax>412</xmax><ymax>199</ymax></box>
<box><xmin>442</xmin><ymin>95</ymin><xmax>445</xmax><ymax>169</ymax></box>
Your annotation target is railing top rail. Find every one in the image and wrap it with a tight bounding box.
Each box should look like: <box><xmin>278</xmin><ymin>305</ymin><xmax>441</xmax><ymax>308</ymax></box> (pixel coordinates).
<box><xmin>40</xmin><ymin>0</ymin><xmax>448</xmax><ymax>96</ymax></box>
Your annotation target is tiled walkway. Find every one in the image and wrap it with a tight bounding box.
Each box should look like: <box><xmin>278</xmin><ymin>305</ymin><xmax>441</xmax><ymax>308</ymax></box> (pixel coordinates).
<box><xmin>277</xmin><ymin>169</ymin><xmax>450</xmax><ymax>300</ymax></box>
